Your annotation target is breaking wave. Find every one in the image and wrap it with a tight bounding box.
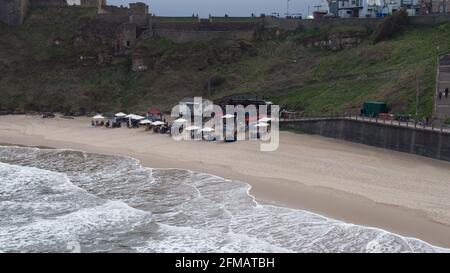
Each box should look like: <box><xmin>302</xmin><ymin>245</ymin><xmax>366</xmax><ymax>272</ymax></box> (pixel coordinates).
<box><xmin>0</xmin><ymin>145</ymin><xmax>447</xmax><ymax>253</ymax></box>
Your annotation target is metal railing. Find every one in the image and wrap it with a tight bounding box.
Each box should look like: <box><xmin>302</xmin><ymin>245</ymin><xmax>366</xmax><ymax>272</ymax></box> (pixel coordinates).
<box><xmin>280</xmin><ymin>112</ymin><xmax>450</xmax><ymax>134</ymax></box>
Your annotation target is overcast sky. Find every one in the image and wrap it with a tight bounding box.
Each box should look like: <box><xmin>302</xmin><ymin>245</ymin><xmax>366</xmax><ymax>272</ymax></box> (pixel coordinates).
<box><xmin>109</xmin><ymin>0</ymin><xmax>325</xmax><ymax>18</ymax></box>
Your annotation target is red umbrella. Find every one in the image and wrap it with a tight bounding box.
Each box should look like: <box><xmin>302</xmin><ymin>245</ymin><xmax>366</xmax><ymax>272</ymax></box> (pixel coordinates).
<box><xmin>147</xmin><ymin>108</ymin><xmax>161</xmax><ymax>115</ymax></box>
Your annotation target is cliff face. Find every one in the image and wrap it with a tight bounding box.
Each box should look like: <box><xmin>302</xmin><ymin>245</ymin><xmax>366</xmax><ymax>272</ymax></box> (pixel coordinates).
<box><xmin>293</xmin><ymin>26</ymin><xmax>368</xmax><ymax>51</ymax></box>
<box><xmin>305</xmin><ymin>32</ymin><xmax>364</xmax><ymax>51</ymax></box>
<box><xmin>0</xmin><ymin>7</ymin><xmax>447</xmax><ymax>119</ymax></box>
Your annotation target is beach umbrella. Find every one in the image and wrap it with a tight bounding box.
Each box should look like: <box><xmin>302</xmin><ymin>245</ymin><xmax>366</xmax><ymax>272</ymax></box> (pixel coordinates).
<box><xmin>222</xmin><ymin>114</ymin><xmax>235</xmax><ymax>119</ymax></box>
<box><xmin>174</xmin><ymin>118</ymin><xmax>187</xmax><ymax>123</ymax></box>
<box><xmin>201</xmin><ymin>127</ymin><xmax>215</xmax><ymax>132</ymax></box>
<box><xmin>115</xmin><ymin>112</ymin><xmax>127</xmax><ymax>118</ymax></box>
<box><xmin>147</xmin><ymin>108</ymin><xmax>161</xmax><ymax>115</ymax></box>
<box><xmin>255</xmin><ymin>122</ymin><xmax>270</xmax><ymax>127</ymax></box>
<box><xmin>151</xmin><ymin>121</ymin><xmax>165</xmax><ymax>126</ymax></box>
<box><xmin>140</xmin><ymin>120</ymin><xmax>151</xmax><ymax>125</ymax></box>
<box><xmin>258</xmin><ymin>117</ymin><xmax>272</xmax><ymax>122</ymax></box>
<box><xmin>185</xmin><ymin>126</ymin><xmax>201</xmax><ymax>131</ymax></box>
<box><xmin>131</xmin><ymin>115</ymin><xmax>146</xmax><ymax>120</ymax></box>
<box><xmin>92</xmin><ymin>114</ymin><xmax>105</xmax><ymax>120</ymax></box>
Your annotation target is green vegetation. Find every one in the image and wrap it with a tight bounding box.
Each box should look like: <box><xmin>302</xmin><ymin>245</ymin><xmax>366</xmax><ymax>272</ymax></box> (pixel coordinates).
<box><xmin>0</xmin><ymin>8</ymin><xmax>448</xmax><ymax>119</ymax></box>
<box><xmin>373</xmin><ymin>10</ymin><xmax>409</xmax><ymax>44</ymax></box>
<box><xmin>289</xmin><ymin>25</ymin><xmax>369</xmax><ymax>44</ymax></box>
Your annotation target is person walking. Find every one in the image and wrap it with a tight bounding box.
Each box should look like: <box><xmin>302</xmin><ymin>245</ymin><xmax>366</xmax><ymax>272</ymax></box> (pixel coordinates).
<box><xmin>439</xmin><ymin>91</ymin><xmax>443</xmax><ymax>100</ymax></box>
<box><xmin>445</xmin><ymin>87</ymin><xmax>449</xmax><ymax>98</ymax></box>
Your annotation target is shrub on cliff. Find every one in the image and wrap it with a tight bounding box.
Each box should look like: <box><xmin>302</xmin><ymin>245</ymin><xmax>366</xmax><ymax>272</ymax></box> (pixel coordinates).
<box><xmin>373</xmin><ymin>10</ymin><xmax>409</xmax><ymax>44</ymax></box>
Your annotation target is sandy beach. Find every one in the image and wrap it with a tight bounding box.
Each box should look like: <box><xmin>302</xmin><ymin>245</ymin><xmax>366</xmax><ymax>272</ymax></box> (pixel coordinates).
<box><xmin>1</xmin><ymin>114</ymin><xmax>450</xmax><ymax>248</ymax></box>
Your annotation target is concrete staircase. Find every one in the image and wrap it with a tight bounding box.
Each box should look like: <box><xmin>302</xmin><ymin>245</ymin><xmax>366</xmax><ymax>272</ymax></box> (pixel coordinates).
<box><xmin>434</xmin><ymin>55</ymin><xmax>450</xmax><ymax>121</ymax></box>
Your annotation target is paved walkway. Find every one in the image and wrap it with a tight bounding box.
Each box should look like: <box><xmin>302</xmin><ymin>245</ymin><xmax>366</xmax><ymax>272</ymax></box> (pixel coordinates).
<box><xmin>435</xmin><ymin>55</ymin><xmax>450</xmax><ymax>120</ymax></box>
<box><xmin>281</xmin><ymin>116</ymin><xmax>450</xmax><ymax>134</ymax></box>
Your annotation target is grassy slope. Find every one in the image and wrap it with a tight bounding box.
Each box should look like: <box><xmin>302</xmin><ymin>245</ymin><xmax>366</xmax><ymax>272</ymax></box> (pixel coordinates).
<box><xmin>220</xmin><ymin>25</ymin><xmax>449</xmax><ymax>118</ymax></box>
<box><xmin>1</xmin><ymin>8</ymin><xmax>449</xmax><ymax>118</ymax></box>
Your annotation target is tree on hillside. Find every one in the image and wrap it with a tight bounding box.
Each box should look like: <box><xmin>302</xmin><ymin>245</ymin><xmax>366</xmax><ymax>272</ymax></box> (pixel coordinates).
<box><xmin>373</xmin><ymin>10</ymin><xmax>409</xmax><ymax>44</ymax></box>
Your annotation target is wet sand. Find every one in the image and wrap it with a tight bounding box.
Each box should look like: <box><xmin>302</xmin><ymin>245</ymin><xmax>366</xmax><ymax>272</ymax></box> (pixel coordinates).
<box><xmin>1</xmin><ymin>115</ymin><xmax>450</xmax><ymax>248</ymax></box>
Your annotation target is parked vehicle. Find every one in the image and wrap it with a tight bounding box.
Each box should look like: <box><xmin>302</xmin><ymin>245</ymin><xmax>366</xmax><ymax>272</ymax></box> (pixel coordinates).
<box><xmin>361</xmin><ymin>101</ymin><xmax>388</xmax><ymax>118</ymax></box>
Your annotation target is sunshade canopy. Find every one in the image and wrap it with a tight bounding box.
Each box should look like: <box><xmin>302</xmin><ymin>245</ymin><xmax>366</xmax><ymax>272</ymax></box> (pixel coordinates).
<box><xmin>174</xmin><ymin>118</ymin><xmax>187</xmax><ymax>123</ymax></box>
<box><xmin>255</xmin><ymin>122</ymin><xmax>270</xmax><ymax>127</ymax></box>
<box><xmin>152</xmin><ymin>121</ymin><xmax>165</xmax><ymax>126</ymax></box>
<box><xmin>201</xmin><ymin>127</ymin><xmax>215</xmax><ymax>132</ymax></box>
<box><xmin>185</xmin><ymin>126</ymin><xmax>201</xmax><ymax>131</ymax></box>
<box><xmin>222</xmin><ymin>114</ymin><xmax>235</xmax><ymax>119</ymax></box>
<box><xmin>92</xmin><ymin>115</ymin><xmax>105</xmax><ymax>120</ymax></box>
<box><xmin>115</xmin><ymin>112</ymin><xmax>127</xmax><ymax>117</ymax></box>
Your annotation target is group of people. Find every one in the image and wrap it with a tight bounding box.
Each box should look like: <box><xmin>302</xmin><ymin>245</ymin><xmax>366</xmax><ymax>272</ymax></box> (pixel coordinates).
<box><xmin>438</xmin><ymin>87</ymin><xmax>450</xmax><ymax>100</ymax></box>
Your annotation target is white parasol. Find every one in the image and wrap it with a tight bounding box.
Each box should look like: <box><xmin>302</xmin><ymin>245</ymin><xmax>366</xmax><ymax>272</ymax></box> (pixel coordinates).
<box><xmin>222</xmin><ymin>114</ymin><xmax>235</xmax><ymax>119</ymax></box>
<box><xmin>92</xmin><ymin>115</ymin><xmax>105</xmax><ymax>120</ymax></box>
<box><xmin>139</xmin><ymin>120</ymin><xmax>152</xmax><ymax>124</ymax></box>
<box><xmin>126</xmin><ymin>114</ymin><xmax>145</xmax><ymax>120</ymax></box>
<box><xmin>151</xmin><ymin>121</ymin><xmax>165</xmax><ymax>126</ymax></box>
<box><xmin>255</xmin><ymin>122</ymin><xmax>270</xmax><ymax>127</ymax></box>
<box><xmin>174</xmin><ymin>118</ymin><xmax>187</xmax><ymax>123</ymax></box>
<box><xmin>201</xmin><ymin>127</ymin><xmax>215</xmax><ymax>132</ymax></box>
<box><xmin>185</xmin><ymin>126</ymin><xmax>201</xmax><ymax>131</ymax></box>
<box><xmin>258</xmin><ymin>117</ymin><xmax>272</xmax><ymax>122</ymax></box>
<box><xmin>115</xmin><ymin>112</ymin><xmax>127</xmax><ymax>118</ymax></box>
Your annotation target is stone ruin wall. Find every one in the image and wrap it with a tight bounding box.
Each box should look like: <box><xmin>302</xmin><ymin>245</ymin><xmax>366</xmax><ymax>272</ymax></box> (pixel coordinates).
<box><xmin>0</xmin><ymin>0</ymin><xmax>29</xmax><ymax>26</ymax></box>
<box><xmin>29</xmin><ymin>0</ymin><xmax>68</xmax><ymax>8</ymax></box>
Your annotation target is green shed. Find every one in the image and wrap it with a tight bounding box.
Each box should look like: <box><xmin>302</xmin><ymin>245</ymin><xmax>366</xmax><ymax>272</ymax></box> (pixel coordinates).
<box><xmin>362</xmin><ymin>101</ymin><xmax>388</xmax><ymax>118</ymax></box>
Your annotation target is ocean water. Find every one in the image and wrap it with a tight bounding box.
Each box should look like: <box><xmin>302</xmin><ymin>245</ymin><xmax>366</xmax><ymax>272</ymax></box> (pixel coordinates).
<box><xmin>0</xmin><ymin>145</ymin><xmax>448</xmax><ymax>253</ymax></box>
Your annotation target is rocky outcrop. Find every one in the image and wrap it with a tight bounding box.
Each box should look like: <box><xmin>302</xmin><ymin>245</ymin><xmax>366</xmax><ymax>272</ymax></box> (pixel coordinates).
<box><xmin>131</xmin><ymin>48</ymin><xmax>147</xmax><ymax>71</ymax></box>
<box><xmin>305</xmin><ymin>32</ymin><xmax>364</xmax><ymax>51</ymax></box>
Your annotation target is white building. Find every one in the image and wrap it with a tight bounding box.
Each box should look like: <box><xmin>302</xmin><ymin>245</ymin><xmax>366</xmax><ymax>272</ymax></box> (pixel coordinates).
<box><xmin>379</xmin><ymin>0</ymin><xmax>420</xmax><ymax>16</ymax></box>
<box><xmin>335</xmin><ymin>0</ymin><xmax>379</xmax><ymax>17</ymax></box>
<box><xmin>329</xmin><ymin>0</ymin><xmax>419</xmax><ymax>17</ymax></box>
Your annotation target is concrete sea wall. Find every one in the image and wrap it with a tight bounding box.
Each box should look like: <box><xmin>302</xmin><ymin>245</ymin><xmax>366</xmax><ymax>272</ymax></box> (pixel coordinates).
<box><xmin>282</xmin><ymin>119</ymin><xmax>450</xmax><ymax>162</ymax></box>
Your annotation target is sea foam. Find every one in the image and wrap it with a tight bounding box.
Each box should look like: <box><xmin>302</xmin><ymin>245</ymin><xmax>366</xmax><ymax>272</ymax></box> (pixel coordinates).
<box><xmin>0</xmin><ymin>145</ymin><xmax>448</xmax><ymax>253</ymax></box>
